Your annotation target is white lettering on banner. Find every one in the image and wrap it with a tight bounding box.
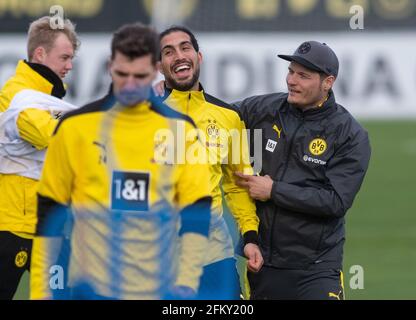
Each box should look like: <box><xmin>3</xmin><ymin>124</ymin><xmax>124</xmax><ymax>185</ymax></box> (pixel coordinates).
<box><xmin>0</xmin><ymin>33</ymin><xmax>415</xmax><ymax>118</ymax></box>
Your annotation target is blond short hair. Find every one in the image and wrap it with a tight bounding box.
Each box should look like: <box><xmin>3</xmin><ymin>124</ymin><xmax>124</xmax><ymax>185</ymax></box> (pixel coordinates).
<box><xmin>27</xmin><ymin>16</ymin><xmax>80</xmax><ymax>60</ymax></box>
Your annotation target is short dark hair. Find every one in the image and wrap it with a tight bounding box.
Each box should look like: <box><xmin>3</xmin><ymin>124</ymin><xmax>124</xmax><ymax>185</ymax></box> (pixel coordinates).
<box><xmin>160</xmin><ymin>26</ymin><xmax>199</xmax><ymax>52</ymax></box>
<box><xmin>319</xmin><ymin>72</ymin><xmax>328</xmax><ymax>82</ymax></box>
<box><xmin>111</xmin><ymin>23</ymin><xmax>160</xmax><ymax>64</ymax></box>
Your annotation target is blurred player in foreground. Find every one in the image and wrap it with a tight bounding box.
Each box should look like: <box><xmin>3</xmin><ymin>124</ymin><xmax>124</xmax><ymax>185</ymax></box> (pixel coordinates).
<box><xmin>30</xmin><ymin>23</ymin><xmax>212</xmax><ymax>300</ymax></box>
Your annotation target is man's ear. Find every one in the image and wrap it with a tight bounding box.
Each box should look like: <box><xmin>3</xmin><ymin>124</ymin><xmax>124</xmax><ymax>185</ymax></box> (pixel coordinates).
<box><xmin>324</xmin><ymin>75</ymin><xmax>336</xmax><ymax>91</ymax></box>
<box><xmin>31</xmin><ymin>46</ymin><xmax>46</xmax><ymax>63</ymax></box>
<box><xmin>198</xmin><ymin>51</ymin><xmax>203</xmax><ymax>64</ymax></box>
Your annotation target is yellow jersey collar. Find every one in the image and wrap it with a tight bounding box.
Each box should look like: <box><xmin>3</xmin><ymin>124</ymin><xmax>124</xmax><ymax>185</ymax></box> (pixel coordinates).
<box><xmin>165</xmin><ymin>83</ymin><xmax>206</xmax><ymax>103</ymax></box>
<box><xmin>115</xmin><ymin>101</ymin><xmax>152</xmax><ymax>114</ymax></box>
<box><xmin>17</xmin><ymin>60</ymin><xmax>66</xmax><ymax>98</ymax></box>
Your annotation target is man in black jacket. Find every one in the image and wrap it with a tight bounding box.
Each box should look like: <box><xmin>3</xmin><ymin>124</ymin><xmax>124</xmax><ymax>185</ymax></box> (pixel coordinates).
<box><xmin>234</xmin><ymin>41</ymin><xmax>371</xmax><ymax>300</ymax></box>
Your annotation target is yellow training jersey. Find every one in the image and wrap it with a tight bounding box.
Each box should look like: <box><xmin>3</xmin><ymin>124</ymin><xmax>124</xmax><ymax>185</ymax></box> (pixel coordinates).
<box><xmin>163</xmin><ymin>87</ymin><xmax>259</xmax><ymax>255</ymax></box>
<box><xmin>0</xmin><ymin>60</ymin><xmax>65</xmax><ymax>235</ymax></box>
<box><xmin>31</xmin><ymin>93</ymin><xmax>212</xmax><ymax>300</ymax></box>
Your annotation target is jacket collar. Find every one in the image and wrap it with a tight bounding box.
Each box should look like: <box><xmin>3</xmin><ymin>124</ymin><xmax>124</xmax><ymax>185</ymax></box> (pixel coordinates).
<box><xmin>286</xmin><ymin>90</ymin><xmax>337</xmax><ymax>120</ymax></box>
<box><xmin>162</xmin><ymin>83</ymin><xmax>205</xmax><ymax>101</ymax></box>
<box><xmin>20</xmin><ymin>60</ymin><xmax>66</xmax><ymax>98</ymax></box>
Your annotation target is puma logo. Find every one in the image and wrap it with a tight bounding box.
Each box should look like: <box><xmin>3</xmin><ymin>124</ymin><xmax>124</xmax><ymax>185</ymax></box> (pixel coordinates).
<box><xmin>328</xmin><ymin>291</ymin><xmax>342</xmax><ymax>300</ymax></box>
<box><xmin>273</xmin><ymin>125</ymin><xmax>283</xmax><ymax>139</ymax></box>
<box><xmin>93</xmin><ymin>141</ymin><xmax>107</xmax><ymax>164</ymax></box>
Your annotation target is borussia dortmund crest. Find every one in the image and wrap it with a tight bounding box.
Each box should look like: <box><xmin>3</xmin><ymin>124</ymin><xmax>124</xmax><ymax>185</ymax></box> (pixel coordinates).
<box><xmin>309</xmin><ymin>138</ymin><xmax>327</xmax><ymax>156</ymax></box>
<box><xmin>15</xmin><ymin>250</ymin><xmax>28</xmax><ymax>268</ymax></box>
<box><xmin>206</xmin><ymin>119</ymin><xmax>220</xmax><ymax>139</ymax></box>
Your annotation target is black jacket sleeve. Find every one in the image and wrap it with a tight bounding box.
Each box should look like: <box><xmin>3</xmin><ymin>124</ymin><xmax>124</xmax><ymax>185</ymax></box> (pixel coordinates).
<box><xmin>36</xmin><ymin>194</ymin><xmax>69</xmax><ymax>236</ymax></box>
<box><xmin>233</xmin><ymin>93</ymin><xmax>288</xmax><ymax>128</ymax></box>
<box><xmin>232</xmin><ymin>94</ymin><xmax>269</xmax><ymax>129</ymax></box>
<box><xmin>271</xmin><ymin>130</ymin><xmax>371</xmax><ymax>218</ymax></box>
<box><xmin>230</xmin><ymin>100</ymin><xmax>246</xmax><ymax>121</ymax></box>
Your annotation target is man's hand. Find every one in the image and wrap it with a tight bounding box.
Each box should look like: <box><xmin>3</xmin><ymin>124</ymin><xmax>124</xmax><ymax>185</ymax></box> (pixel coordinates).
<box><xmin>153</xmin><ymin>80</ymin><xmax>165</xmax><ymax>97</ymax></box>
<box><xmin>235</xmin><ymin>172</ymin><xmax>274</xmax><ymax>201</ymax></box>
<box><xmin>244</xmin><ymin>243</ymin><xmax>264</xmax><ymax>273</ymax></box>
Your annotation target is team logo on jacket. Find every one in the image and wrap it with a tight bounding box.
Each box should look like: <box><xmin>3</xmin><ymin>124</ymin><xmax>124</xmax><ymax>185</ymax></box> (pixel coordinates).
<box><xmin>15</xmin><ymin>250</ymin><xmax>28</xmax><ymax>268</ymax></box>
<box><xmin>309</xmin><ymin>138</ymin><xmax>327</xmax><ymax>156</ymax></box>
<box><xmin>206</xmin><ymin>119</ymin><xmax>220</xmax><ymax>139</ymax></box>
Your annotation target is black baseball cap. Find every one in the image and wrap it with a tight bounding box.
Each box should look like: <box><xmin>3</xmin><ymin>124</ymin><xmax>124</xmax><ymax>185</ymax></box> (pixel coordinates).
<box><xmin>278</xmin><ymin>41</ymin><xmax>339</xmax><ymax>77</ymax></box>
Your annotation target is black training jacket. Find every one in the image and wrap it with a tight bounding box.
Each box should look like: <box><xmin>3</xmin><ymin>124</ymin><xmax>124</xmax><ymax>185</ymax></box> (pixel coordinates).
<box><xmin>234</xmin><ymin>91</ymin><xmax>371</xmax><ymax>270</ymax></box>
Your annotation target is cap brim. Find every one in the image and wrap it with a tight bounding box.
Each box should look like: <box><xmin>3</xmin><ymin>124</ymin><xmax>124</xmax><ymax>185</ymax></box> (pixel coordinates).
<box><xmin>277</xmin><ymin>54</ymin><xmax>325</xmax><ymax>74</ymax></box>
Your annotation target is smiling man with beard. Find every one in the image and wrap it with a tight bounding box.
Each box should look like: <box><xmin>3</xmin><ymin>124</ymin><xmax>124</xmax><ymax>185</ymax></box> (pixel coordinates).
<box><xmin>30</xmin><ymin>23</ymin><xmax>213</xmax><ymax>300</ymax></box>
<box><xmin>233</xmin><ymin>41</ymin><xmax>371</xmax><ymax>300</ymax></box>
<box><xmin>159</xmin><ymin>26</ymin><xmax>263</xmax><ymax>300</ymax></box>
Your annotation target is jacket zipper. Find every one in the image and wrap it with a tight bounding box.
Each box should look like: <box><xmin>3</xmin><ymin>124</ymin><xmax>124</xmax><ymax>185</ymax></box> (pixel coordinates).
<box><xmin>187</xmin><ymin>93</ymin><xmax>191</xmax><ymax>115</ymax></box>
<box><xmin>268</xmin><ymin>115</ymin><xmax>304</xmax><ymax>263</ymax></box>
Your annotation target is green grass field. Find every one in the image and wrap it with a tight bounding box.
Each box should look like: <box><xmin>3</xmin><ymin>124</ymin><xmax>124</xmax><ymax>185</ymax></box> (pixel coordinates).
<box><xmin>343</xmin><ymin>120</ymin><xmax>416</xmax><ymax>299</ymax></box>
<box><xmin>14</xmin><ymin>120</ymin><xmax>416</xmax><ymax>300</ymax></box>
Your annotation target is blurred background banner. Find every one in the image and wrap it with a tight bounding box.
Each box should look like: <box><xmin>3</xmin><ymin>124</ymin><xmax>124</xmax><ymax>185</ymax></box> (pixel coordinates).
<box><xmin>1</xmin><ymin>0</ymin><xmax>416</xmax><ymax>32</ymax></box>
<box><xmin>2</xmin><ymin>33</ymin><xmax>414</xmax><ymax>118</ymax></box>
<box><xmin>1</xmin><ymin>0</ymin><xmax>416</xmax><ymax>300</ymax></box>
<box><xmin>1</xmin><ymin>0</ymin><xmax>416</xmax><ymax>118</ymax></box>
